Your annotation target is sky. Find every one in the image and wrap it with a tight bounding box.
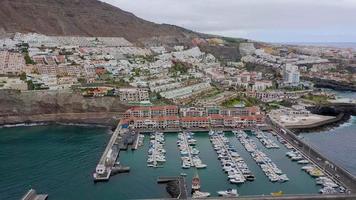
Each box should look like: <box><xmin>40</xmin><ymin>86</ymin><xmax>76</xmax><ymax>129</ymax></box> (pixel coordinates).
<box><xmin>101</xmin><ymin>0</ymin><xmax>356</xmax><ymax>43</ymax></box>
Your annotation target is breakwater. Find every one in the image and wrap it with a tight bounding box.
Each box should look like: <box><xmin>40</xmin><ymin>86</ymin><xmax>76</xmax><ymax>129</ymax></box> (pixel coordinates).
<box><xmin>267</xmin><ymin>117</ymin><xmax>356</xmax><ymax>194</ymax></box>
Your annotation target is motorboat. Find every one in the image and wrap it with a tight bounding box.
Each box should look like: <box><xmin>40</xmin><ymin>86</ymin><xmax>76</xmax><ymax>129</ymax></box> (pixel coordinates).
<box><xmin>297</xmin><ymin>160</ymin><xmax>309</xmax><ymax>164</ymax></box>
<box><xmin>217</xmin><ymin>189</ymin><xmax>238</xmax><ymax>197</ymax></box>
<box><xmin>192</xmin><ymin>191</ymin><xmax>210</xmax><ymax>199</ymax></box>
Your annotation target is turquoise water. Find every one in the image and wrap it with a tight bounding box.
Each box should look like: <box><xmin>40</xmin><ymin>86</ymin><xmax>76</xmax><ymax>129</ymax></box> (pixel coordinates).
<box><xmin>0</xmin><ymin>126</ymin><xmax>321</xmax><ymax>200</ymax></box>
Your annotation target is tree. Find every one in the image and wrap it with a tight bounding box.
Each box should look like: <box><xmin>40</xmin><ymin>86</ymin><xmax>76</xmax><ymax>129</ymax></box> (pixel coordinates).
<box><xmin>27</xmin><ymin>80</ymin><xmax>35</xmax><ymax>90</ymax></box>
<box><xmin>24</xmin><ymin>53</ymin><xmax>35</xmax><ymax>65</ymax></box>
<box><xmin>19</xmin><ymin>72</ymin><xmax>27</xmax><ymax>81</ymax></box>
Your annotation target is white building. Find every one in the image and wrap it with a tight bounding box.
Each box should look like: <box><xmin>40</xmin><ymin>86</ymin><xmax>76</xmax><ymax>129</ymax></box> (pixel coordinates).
<box><xmin>118</xmin><ymin>88</ymin><xmax>149</xmax><ymax>102</ymax></box>
<box><xmin>283</xmin><ymin>64</ymin><xmax>300</xmax><ymax>86</ymax></box>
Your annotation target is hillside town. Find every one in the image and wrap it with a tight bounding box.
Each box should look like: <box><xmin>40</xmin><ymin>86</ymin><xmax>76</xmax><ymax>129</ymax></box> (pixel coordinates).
<box><xmin>0</xmin><ymin>33</ymin><xmax>355</xmax><ymax>110</ymax></box>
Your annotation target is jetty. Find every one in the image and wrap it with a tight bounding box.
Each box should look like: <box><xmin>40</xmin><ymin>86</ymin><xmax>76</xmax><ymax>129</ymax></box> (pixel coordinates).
<box><xmin>181</xmin><ymin>132</ymin><xmax>194</xmax><ymax>167</ymax></box>
<box><xmin>267</xmin><ymin>116</ymin><xmax>356</xmax><ymax>193</ymax></box>
<box><xmin>93</xmin><ymin>122</ymin><xmax>129</xmax><ymax>182</ymax></box>
<box><xmin>21</xmin><ymin>189</ymin><xmax>47</xmax><ymax>200</ymax></box>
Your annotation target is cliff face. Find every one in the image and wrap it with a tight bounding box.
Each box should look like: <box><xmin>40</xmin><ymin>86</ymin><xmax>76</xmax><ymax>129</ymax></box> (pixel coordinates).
<box><xmin>0</xmin><ymin>0</ymin><xmax>197</xmax><ymax>42</ymax></box>
<box><xmin>0</xmin><ymin>90</ymin><xmax>129</xmax><ymax>125</ymax></box>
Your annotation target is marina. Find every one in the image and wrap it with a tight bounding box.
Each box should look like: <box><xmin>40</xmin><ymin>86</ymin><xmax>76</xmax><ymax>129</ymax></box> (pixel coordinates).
<box><xmin>177</xmin><ymin>132</ymin><xmax>207</xmax><ymax>169</ymax></box>
<box><xmin>147</xmin><ymin>132</ymin><xmax>166</xmax><ymax>168</ymax></box>
<box><xmin>255</xmin><ymin>130</ymin><xmax>280</xmax><ymax>149</ymax></box>
<box><xmin>0</xmin><ymin>125</ymin><xmax>353</xmax><ymax>200</ymax></box>
<box><xmin>235</xmin><ymin>130</ymin><xmax>289</xmax><ymax>182</ymax></box>
<box><xmin>210</xmin><ymin>131</ymin><xmax>254</xmax><ymax>184</ymax></box>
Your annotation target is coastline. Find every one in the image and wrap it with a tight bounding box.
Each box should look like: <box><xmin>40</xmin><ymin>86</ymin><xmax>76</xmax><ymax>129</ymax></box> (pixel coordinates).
<box><xmin>291</xmin><ymin>113</ymin><xmax>351</xmax><ymax>134</ymax></box>
<box><xmin>0</xmin><ymin>112</ymin><xmax>122</xmax><ymax>129</ymax></box>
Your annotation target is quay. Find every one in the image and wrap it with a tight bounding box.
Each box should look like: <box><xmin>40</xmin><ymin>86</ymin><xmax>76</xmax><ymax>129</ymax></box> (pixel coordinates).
<box><xmin>21</xmin><ymin>189</ymin><xmax>48</xmax><ymax>200</ymax></box>
<box><xmin>267</xmin><ymin>116</ymin><xmax>356</xmax><ymax>193</ymax></box>
<box><xmin>157</xmin><ymin>176</ymin><xmax>188</xmax><ymax>199</ymax></box>
<box><xmin>201</xmin><ymin>194</ymin><xmax>356</xmax><ymax>200</ymax></box>
<box><xmin>93</xmin><ymin>122</ymin><xmax>130</xmax><ymax>182</ymax></box>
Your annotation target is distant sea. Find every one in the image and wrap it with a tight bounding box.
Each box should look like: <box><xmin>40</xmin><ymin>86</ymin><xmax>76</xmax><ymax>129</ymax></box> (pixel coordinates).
<box><xmin>285</xmin><ymin>42</ymin><xmax>356</xmax><ymax>49</ymax></box>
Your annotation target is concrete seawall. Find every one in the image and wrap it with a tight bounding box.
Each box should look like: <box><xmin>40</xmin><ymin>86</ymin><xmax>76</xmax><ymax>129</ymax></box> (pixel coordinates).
<box><xmin>286</xmin><ymin>113</ymin><xmax>346</xmax><ymax>130</ymax></box>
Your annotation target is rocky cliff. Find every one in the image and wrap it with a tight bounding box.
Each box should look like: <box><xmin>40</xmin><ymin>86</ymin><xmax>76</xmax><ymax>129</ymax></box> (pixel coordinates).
<box><xmin>0</xmin><ymin>90</ymin><xmax>129</xmax><ymax>125</ymax></box>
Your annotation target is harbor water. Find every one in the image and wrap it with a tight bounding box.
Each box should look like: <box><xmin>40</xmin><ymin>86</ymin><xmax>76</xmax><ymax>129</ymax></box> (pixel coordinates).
<box><xmin>1</xmin><ymin>125</ymin><xmax>322</xmax><ymax>200</ymax></box>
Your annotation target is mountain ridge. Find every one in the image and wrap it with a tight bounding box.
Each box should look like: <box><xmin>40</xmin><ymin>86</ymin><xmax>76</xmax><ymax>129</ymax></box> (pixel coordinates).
<box><xmin>0</xmin><ymin>0</ymin><xmax>199</xmax><ymax>43</ymax></box>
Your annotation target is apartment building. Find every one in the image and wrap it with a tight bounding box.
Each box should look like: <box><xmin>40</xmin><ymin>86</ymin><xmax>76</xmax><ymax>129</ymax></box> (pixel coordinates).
<box><xmin>118</xmin><ymin>88</ymin><xmax>149</xmax><ymax>102</ymax></box>
<box><xmin>0</xmin><ymin>51</ymin><xmax>26</xmax><ymax>75</ymax></box>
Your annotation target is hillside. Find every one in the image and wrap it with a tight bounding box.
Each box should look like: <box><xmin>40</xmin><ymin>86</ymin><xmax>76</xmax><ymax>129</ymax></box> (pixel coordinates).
<box><xmin>0</xmin><ymin>0</ymin><xmax>197</xmax><ymax>42</ymax></box>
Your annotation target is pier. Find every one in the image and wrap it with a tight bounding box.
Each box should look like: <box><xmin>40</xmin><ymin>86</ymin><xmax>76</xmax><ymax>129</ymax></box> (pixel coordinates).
<box><xmin>267</xmin><ymin>116</ymin><xmax>356</xmax><ymax>193</ymax></box>
<box><xmin>181</xmin><ymin>132</ymin><xmax>195</xmax><ymax>167</ymax></box>
<box><xmin>93</xmin><ymin>122</ymin><xmax>124</xmax><ymax>182</ymax></box>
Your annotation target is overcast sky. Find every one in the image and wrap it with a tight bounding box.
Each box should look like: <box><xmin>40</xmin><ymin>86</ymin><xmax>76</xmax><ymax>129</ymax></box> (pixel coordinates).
<box><xmin>101</xmin><ymin>0</ymin><xmax>356</xmax><ymax>43</ymax></box>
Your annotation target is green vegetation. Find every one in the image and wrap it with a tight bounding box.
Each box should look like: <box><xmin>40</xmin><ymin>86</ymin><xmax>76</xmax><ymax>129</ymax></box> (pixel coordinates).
<box><xmin>302</xmin><ymin>94</ymin><xmax>329</xmax><ymax>104</ymax></box>
<box><xmin>133</xmin><ymin>68</ymin><xmax>141</xmax><ymax>76</ymax></box>
<box><xmin>264</xmin><ymin>100</ymin><xmax>293</xmax><ymax>111</ymax></box>
<box><xmin>107</xmin><ymin>78</ymin><xmax>130</xmax><ymax>87</ymax></box>
<box><xmin>200</xmin><ymin>88</ymin><xmax>222</xmax><ymax>100</ymax></box>
<box><xmin>222</xmin><ymin>98</ymin><xmax>245</xmax><ymax>107</ymax></box>
<box><xmin>19</xmin><ymin>72</ymin><xmax>27</xmax><ymax>81</ymax></box>
<box><xmin>150</xmin><ymin>91</ymin><xmax>172</xmax><ymax>105</ymax></box>
<box><xmin>221</xmin><ymin>95</ymin><xmax>259</xmax><ymax>108</ymax></box>
<box><xmin>24</xmin><ymin>53</ymin><xmax>35</xmax><ymax>65</ymax></box>
<box><xmin>77</xmin><ymin>78</ymin><xmax>87</xmax><ymax>84</ymax></box>
<box><xmin>169</xmin><ymin>62</ymin><xmax>189</xmax><ymax>77</ymax></box>
<box><xmin>27</xmin><ymin>80</ymin><xmax>35</xmax><ymax>90</ymax></box>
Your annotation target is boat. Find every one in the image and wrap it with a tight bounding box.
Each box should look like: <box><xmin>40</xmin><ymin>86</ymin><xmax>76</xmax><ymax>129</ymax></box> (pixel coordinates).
<box><xmin>192</xmin><ymin>191</ymin><xmax>210</xmax><ymax>199</ymax></box>
<box><xmin>180</xmin><ymin>173</ymin><xmax>187</xmax><ymax>176</ymax></box>
<box><xmin>192</xmin><ymin>174</ymin><xmax>201</xmax><ymax>191</ymax></box>
<box><xmin>297</xmin><ymin>160</ymin><xmax>309</xmax><ymax>164</ymax></box>
<box><xmin>320</xmin><ymin>187</ymin><xmax>337</xmax><ymax>194</ymax></box>
<box><xmin>217</xmin><ymin>189</ymin><xmax>238</xmax><ymax>197</ymax></box>
<box><xmin>271</xmin><ymin>191</ymin><xmax>283</xmax><ymax>196</ymax></box>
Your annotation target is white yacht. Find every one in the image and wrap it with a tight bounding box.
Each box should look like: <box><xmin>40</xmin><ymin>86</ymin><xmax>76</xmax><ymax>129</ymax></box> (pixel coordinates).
<box><xmin>217</xmin><ymin>189</ymin><xmax>238</xmax><ymax>197</ymax></box>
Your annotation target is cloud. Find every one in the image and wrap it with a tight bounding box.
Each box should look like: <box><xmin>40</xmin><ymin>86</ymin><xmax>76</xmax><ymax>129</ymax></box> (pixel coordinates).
<box><xmin>101</xmin><ymin>0</ymin><xmax>356</xmax><ymax>42</ymax></box>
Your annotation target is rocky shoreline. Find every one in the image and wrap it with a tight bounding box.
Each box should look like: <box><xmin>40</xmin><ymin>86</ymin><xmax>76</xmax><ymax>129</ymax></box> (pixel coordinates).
<box><xmin>0</xmin><ymin>112</ymin><xmax>121</xmax><ymax>129</ymax></box>
<box><xmin>302</xmin><ymin>77</ymin><xmax>356</xmax><ymax>92</ymax></box>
